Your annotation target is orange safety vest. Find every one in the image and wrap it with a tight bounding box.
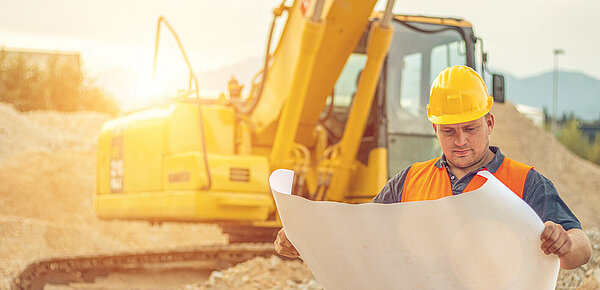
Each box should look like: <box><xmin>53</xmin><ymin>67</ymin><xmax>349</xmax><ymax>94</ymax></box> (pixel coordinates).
<box><xmin>400</xmin><ymin>156</ymin><xmax>533</xmax><ymax>202</ymax></box>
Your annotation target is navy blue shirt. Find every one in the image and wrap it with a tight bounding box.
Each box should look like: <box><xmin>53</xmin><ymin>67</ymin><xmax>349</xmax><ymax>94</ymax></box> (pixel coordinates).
<box><xmin>373</xmin><ymin>146</ymin><xmax>582</xmax><ymax>231</ymax></box>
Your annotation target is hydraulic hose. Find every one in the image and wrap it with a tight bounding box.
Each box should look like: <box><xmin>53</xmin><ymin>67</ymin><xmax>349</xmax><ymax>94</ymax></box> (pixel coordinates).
<box><xmin>235</xmin><ymin>2</ymin><xmax>288</xmax><ymax>115</ymax></box>
<box><xmin>153</xmin><ymin>16</ymin><xmax>212</xmax><ymax>190</ymax></box>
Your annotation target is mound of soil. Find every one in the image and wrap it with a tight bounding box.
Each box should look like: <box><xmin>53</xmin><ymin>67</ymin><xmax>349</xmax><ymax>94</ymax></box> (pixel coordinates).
<box><xmin>491</xmin><ymin>103</ymin><xmax>600</xmax><ymax>230</ymax></box>
<box><xmin>0</xmin><ymin>103</ymin><xmax>226</xmax><ymax>289</ymax></box>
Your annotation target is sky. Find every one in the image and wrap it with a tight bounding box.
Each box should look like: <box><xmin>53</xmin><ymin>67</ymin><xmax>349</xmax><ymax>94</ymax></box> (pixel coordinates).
<box><xmin>1</xmin><ymin>0</ymin><xmax>599</xmax><ymax>108</ymax></box>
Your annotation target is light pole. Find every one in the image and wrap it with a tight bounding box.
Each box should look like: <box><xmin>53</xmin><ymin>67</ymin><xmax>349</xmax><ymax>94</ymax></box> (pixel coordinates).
<box><xmin>552</xmin><ymin>49</ymin><xmax>564</xmax><ymax>135</ymax></box>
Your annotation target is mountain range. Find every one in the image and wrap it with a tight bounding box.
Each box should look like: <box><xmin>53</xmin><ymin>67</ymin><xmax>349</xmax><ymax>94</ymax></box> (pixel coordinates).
<box><xmin>502</xmin><ymin>70</ymin><xmax>600</xmax><ymax>121</ymax></box>
<box><xmin>96</xmin><ymin>57</ymin><xmax>600</xmax><ymax>121</ymax></box>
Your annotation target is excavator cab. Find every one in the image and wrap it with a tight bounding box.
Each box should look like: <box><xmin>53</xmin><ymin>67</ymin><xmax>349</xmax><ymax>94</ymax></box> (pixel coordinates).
<box><xmin>385</xmin><ymin>16</ymin><xmax>478</xmax><ymax>174</ymax></box>
<box><xmin>326</xmin><ymin>15</ymin><xmax>482</xmax><ymax>178</ymax></box>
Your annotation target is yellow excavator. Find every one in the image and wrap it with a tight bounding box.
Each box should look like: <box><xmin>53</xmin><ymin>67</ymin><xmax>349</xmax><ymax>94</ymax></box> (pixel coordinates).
<box><xmin>15</xmin><ymin>0</ymin><xmax>506</xmax><ymax>288</ymax></box>
<box><xmin>94</xmin><ymin>0</ymin><xmax>504</xmax><ymax>241</ymax></box>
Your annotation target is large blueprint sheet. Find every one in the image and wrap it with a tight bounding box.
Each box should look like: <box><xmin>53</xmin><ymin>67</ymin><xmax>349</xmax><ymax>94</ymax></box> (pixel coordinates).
<box><xmin>269</xmin><ymin>169</ymin><xmax>559</xmax><ymax>290</ymax></box>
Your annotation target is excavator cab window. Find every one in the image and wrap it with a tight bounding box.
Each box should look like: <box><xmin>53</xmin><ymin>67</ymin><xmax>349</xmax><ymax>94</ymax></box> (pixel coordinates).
<box><xmin>320</xmin><ymin>19</ymin><xmax>476</xmax><ymax>171</ymax></box>
<box><xmin>430</xmin><ymin>40</ymin><xmax>467</xmax><ymax>82</ymax></box>
<box><xmin>320</xmin><ymin>51</ymin><xmax>380</xmax><ymax>165</ymax></box>
<box><xmin>385</xmin><ymin>19</ymin><xmax>473</xmax><ymax>176</ymax></box>
<box><xmin>320</xmin><ymin>53</ymin><xmax>368</xmax><ymax>142</ymax></box>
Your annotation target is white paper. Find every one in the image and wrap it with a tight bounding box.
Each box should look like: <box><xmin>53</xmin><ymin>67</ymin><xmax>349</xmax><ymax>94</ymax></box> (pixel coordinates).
<box><xmin>269</xmin><ymin>169</ymin><xmax>560</xmax><ymax>290</ymax></box>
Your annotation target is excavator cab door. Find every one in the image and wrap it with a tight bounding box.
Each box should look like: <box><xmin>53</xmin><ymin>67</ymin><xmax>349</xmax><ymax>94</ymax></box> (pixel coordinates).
<box><xmin>383</xmin><ymin>18</ymin><xmax>478</xmax><ymax>176</ymax></box>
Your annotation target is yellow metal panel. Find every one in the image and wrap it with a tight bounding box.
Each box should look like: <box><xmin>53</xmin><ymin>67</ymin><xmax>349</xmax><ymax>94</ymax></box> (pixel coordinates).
<box><xmin>198</xmin><ymin>105</ymin><xmax>235</xmax><ymax>155</ymax></box>
<box><xmin>97</xmin><ymin>120</ymin><xmax>115</xmax><ymax>194</ymax></box>
<box><xmin>341</xmin><ymin>148</ymin><xmax>387</xmax><ymax>203</ymax></box>
<box><xmin>95</xmin><ymin>189</ymin><xmax>273</xmax><ymax>222</ymax></box>
<box><xmin>97</xmin><ymin>101</ymin><xmax>237</xmax><ymax>195</ymax></box>
<box><xmin>166</xmin><ymin>103</ymin><xmax>235</xmax><ymax>155</ymax></box>
<box><xmin>95</xmin><ymin>191</ymin><xmax>198</xmax><ymax>220</ymax></box>
<box><xmin>236</xmin><ymin>121</ymin><xmax>252</xmax><ymax>155</ymax></box>
<box><xmin>163</xmin><ymin>153</ymin><xmax>269</xmax><ymax>193</ymax></box>
<box><xmin>251</xmin><ymin>121</ymin><xmax>277</xmax><ymax>148</ymax></box>
<box><xmin>344</xmin><ymin>147</ymin><xmax>388</xmax><ymax>201</ymax></box>
<box><xmin>97</xmin><ymin>107</ymin><xmax>171</xmax><ymax>194</ymax></box>
<box><xmin>205</xmin><ymin>154</ymin><xmax>270</xmax><ymax>193</ymax></box>
<box><xmin>345</xmin><ymin>161</ymin><xmax>370</xmax><ymax>202</ymax></box>
<box><xmin>367</xmin><ymin>147</ymin><xmax>388</xmax><ymax>193</ymax></box>
<box><xmin>165</xmin><ymin>103</ymin><xmax>202</xmax><ymax>153</ymax></box>
<box><xmin>164</xmin><ymin>152</ymin><xmax>208</xmax><ymax>190</ymax></box>
<box><xmin>123</xmin><ymin>107</ymin><xmax>170</xmax><ymax>192</ymax></box>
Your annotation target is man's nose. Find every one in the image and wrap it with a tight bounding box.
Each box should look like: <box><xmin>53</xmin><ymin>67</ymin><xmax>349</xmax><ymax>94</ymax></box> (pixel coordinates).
<box><xmin>455</xmin><ymin>131</ymin><xmax>467</xmax><ymax>147</ymax></box>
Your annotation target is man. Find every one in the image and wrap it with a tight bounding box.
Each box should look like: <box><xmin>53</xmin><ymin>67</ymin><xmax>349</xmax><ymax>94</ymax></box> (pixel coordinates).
<box><xmin>275</xmin><ymin>65</ymin><xmax>591</xmax><ymax>270</ymax></box>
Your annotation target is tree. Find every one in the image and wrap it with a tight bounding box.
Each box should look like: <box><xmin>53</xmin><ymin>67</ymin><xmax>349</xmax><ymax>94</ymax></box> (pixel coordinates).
<box><xmin>0</xmin><ymin>48</ymin><xmax>119</xmax><ymax>114</ymax></box>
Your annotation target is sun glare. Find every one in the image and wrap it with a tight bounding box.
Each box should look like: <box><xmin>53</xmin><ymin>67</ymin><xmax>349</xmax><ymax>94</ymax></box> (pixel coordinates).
<box><xmin>113</xmin><ymin>48</ymin><xmax>195</xmax><ymax>111</ymax></box>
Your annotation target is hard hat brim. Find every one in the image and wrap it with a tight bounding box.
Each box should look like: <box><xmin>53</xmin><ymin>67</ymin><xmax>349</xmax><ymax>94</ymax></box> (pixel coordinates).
<box><xmin>427</xmin><ymin>96</ymin><xmax>494</xmax><ymax>125</ymax></box>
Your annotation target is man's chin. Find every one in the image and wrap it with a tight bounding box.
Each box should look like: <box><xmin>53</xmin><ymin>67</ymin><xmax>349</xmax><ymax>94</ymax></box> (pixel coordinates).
<box><xmin>448</xmin><ymin>156</ymin><xmax>475</xmax><ymax>169</ymax></box>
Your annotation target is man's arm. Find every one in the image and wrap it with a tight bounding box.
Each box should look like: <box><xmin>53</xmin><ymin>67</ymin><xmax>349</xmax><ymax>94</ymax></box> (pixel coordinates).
<box><xmin>523</xmin><ymin>170</ymin><xmax>591</xmax><ymax>268</ymax></box>
<box><xmin>540</xmin><ymin>221</ymin><xmax>591</xmax><ymax>269</ymax></box>
<box><xmin>372</xmin><ymin>167</ymin><xmax>410</xmax><ymax>204</ymax></box>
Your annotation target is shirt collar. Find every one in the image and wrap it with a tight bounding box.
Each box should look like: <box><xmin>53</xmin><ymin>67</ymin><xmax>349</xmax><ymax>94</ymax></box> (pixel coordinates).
<box><xmin>434</xmin><ymin>146</ymin><xmax>504</xmax><ymax>173</ymax></box>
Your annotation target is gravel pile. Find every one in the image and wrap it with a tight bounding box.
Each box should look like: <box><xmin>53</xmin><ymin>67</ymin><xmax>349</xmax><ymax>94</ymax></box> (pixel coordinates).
<box><xmin>557</xmin><ymin>230</ymin><xmax>600</xmax><ymax>289</ymax></box>
<box><xmin>183</xmin><ymin>256</ymin><xmax>320</xmax><ymax>290</ymax></box>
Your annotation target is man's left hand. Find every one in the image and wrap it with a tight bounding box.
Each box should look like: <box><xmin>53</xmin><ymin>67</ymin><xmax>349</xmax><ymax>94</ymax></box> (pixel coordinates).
<box><xmin>540</xmin><ymin>221</ymin><xmax>592</xmax><ymax>270</ymax></box>
<box><xmin>540</xmin><ymin>221</ymin><xmax>571</xmax><ymax>257</ymax></box>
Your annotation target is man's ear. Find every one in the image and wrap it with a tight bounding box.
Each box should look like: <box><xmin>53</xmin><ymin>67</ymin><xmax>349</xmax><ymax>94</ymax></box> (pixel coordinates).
<box><xmin>432</xmin><ymin>123</ymin><xmax>437</xmax><ymax>134</ymax></box>
<box><xmin>486</xmin><ymin>114</ymin><xmax>495</xmax><ymax>133</ymax></box>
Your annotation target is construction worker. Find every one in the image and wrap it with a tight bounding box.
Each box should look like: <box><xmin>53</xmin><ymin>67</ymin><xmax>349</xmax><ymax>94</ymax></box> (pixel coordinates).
<box><xmin>275</xmin><ymin>65</ymin><xmax>592</xmax><ymax>270</ymax></box>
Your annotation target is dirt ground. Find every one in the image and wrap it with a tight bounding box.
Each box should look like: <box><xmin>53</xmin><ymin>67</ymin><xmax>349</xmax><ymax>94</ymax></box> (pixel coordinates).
<box><xmin>0</xmin><ymin>101</ymin><xmax>599</xmax><ymax>289</ymax></box>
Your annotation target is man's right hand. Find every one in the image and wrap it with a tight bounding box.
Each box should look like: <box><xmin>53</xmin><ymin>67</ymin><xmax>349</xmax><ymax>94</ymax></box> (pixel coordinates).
<box><xmin>274</xmin><ymin>228</ymin><xmax>300</xmax><ymax>258</ymax></box>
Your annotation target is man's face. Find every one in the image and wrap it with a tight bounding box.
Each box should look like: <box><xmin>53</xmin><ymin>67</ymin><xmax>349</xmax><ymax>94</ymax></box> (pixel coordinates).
<box><xmin>433</xmin><ymin>114</ymin><xmax>494</xmax><ymax>169</ymax></box>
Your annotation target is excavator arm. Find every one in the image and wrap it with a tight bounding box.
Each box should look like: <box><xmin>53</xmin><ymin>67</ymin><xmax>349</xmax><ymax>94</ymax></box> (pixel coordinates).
<box><xmin>244</xmin><ymin>0</ymin><xmax>396</xmax><ymax>200</ymax></box>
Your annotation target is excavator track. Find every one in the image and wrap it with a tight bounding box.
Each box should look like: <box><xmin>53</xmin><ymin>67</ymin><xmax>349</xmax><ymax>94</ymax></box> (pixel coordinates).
<box><xmin>13</xmin><ymin>243</ymin><xmax>277</xmax><ymax>290</ymax></box>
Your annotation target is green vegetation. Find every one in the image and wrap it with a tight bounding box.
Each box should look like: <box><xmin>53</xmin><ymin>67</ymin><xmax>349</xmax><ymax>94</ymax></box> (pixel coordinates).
<box><xmin>0</xmin><ymin>49</ymin><xmax>119</xmax><ymax>114</ymax></box>
<box><xmin>551</xmin><ymin>115</ymin><xmax>600</xmax><ymax>166</ymax></box>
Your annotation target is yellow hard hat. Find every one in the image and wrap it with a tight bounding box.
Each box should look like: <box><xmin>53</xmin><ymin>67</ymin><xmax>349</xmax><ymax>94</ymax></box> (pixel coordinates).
<box><xmin>426</xmin><ymin>65</ymin><xmax>493</xmax><ymax>124</ymax></box>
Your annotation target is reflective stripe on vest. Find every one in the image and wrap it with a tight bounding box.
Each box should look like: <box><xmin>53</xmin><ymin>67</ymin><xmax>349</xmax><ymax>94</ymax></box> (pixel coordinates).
<box><xmin>400</xmin><ymin>156</ymin><xmax>533</xmax><ymax>202</ymax></box>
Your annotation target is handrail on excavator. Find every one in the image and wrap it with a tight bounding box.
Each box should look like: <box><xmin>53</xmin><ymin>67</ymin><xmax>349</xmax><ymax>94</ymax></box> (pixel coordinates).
<box><xmin>153</xmin><ymin>16</ymin><xmax>200</xmax><ymax>99</ymax></box>
<box><xmin>380</xmin><ymin>0</ymin><xmax>396</xmax><ymax>28</ymax></box>
<box><xmin>152</xmin><ymin>16</ymin><xmax>212</xmax><ymax>190</ymax></box>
